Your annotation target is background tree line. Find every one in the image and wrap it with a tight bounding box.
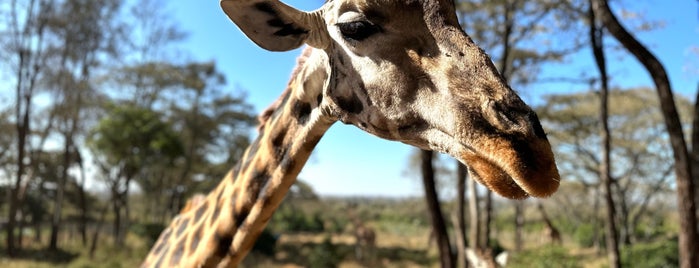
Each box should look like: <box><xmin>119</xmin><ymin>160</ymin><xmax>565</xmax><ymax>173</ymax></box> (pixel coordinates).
<box><xmin>1</xmin><ymin>0</ymin><xmax>697</xmax><ymax>267</ymax></box>
<box><xmin>0</xmin><ymin>0</ymin><xmax>256</xmax><ymax>261</ymax></box>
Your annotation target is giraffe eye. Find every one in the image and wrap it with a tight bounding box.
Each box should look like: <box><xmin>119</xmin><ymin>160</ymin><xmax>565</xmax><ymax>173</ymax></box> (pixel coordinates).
<box><xmin>337</xmin><ymin>21</ymin><xmax>380</xmax><ymax>41</ymax></box>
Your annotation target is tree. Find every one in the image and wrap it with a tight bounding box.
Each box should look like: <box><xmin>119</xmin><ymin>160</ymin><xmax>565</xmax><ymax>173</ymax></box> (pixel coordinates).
<box><xmin>2</xmin><ymin>0</ymin><xmax>54</xmax><ymax>256</ymax></box>
<box><xmin>590</xmin><ymin>1</ymin><xmax>698</xmax><ymax>267</ymax></box>
<box><xmin>116</xmin><ymin>61</ymin><xmax>255</xmax><ymax>223</ymax></box>
<box><xmin>539</xmin><ymin>89</ymin><xmax>691</xmax><ymax>230</ymax></box>
<box><xmin>41</xmin><ymin>0</ymin><xmax>122</xmax><ymax>250</ymax></box>
<box><xmin>454</xmin><ymin>163</ymin><xmax>468</xmax><ymax>266</ymax></box>
<box><xmin>88</xmin><ymin>103</ymin><xmax>184</xmax><ymax>245</ymax></box>
<box><xmin>588</xmin><ymin>1</ymin><xmax>620</xmax><ymax>266</ymax></box>
<box><xmin>421</xmin><ymin>150</ymin><xmax>454</xmax><ymax>268</ymax></box>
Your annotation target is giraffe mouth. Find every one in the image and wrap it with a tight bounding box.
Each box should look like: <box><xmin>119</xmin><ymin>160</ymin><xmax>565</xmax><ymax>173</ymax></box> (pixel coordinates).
<box><xmin>459</xmin><ymin>137</ymin><xmax>560</xmax><ymax>199</ymax></box>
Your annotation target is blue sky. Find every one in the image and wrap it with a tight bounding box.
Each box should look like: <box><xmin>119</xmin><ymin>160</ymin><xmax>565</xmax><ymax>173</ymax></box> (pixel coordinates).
<box><xmin>168</xmin><ymin>0</ymin><xmax>699</xmax><ymax>197</ymax></box>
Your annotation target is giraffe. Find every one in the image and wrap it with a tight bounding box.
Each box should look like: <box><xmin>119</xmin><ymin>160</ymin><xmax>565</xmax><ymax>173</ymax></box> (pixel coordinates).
<box><xmin>537</xmin><ymin>203</ymin><xmax>562</xmax><ymax>245</ymax></box>
<box><xmin>347</xmin><ymin>207</ymin><xmax>376</xmax><ymax>262</ymax></box>
<box><xmin>141</xmin><ymin>0</ymin><xmax>561</xmax><ymax>267</ymax></box>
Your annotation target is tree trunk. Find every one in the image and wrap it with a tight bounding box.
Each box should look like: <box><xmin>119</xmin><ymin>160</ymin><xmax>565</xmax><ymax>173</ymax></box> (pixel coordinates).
<box><xmin>591</xmin><ymin>1</ymin><xmax>698</xmax><ymax>267</ymax></box>
<box><xmin>589</xmin><ymin>3</ymin><xmax>621</xmax><ymax>266</ymax></box>
<box><xmin>78</xmin><ymin>157</ymin><xmax>88</xmax><ymax>246</ymax></box>
<box><xmin>49</xmin><ymin>134</ymin><xmax>72</xmax><ymax>251</ymax></box>
<box><xmin>514</xmin><ymin>200</ymin><xmax>524</xmax><ymax>251</ymax></box>
<box><xmin>8</xmin><ymin>79</ymin><xmax>31</xmax><ymax>257</ymax></box>
<box><xmin>112</xmin><ymin>193</ymin><xmax>122</xmax><ymax>245</ymax></box>
<box><xmin>692</xmin><ymin>83</ymin><xmax>699</xmax><ymax>225</ymax></box>
<box><xmin>467</xmin><ymin>169</ymin><xmax>481</xmax><ymax>250</ymax></box>
<box><xmin>456</xmin><ymin>163</ymin><xmax>468</xmax><ymax>267</ymax></box>
<box><xmin>591</xmin><ymin>186</ymin><xmax>602</xmax><ymax>255</ymax></box>
<box><xmin>90</xmin><ymin>206</ymin><xmax>109</xmax><ymax>259</ymax></box>
<box><xmin>481</xmin><ymin>191</ymin><xmax>492</xmax><ymax>248</ymax></box>
<box><xmin>421</xmin><ymin>150</ymin><xmax>454</xmax><ymax>268</ymax></box>
<box><xmin>451</xmin><ymin>213</ymin><xmax>466</xmax><ymax>268</ymax></box>
<box><xmin>7</xmin><ymin>0</ymin><xmax>49</xmax><ymax>255</ymax></box>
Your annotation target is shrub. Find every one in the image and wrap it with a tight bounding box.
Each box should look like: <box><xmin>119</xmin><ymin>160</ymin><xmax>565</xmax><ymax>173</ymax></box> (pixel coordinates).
<box><xmin>621</xmin><ymin>237</ymin><xmax>678</xmax><ymax>268</ymax></box>
<box><xmin>252</xmin><ymin>229</ymin><xmax>278</xmax><ymax>256</ymax></box>
<box><xmin>572</xmin><ymin>223</ymin><xmax>597</xmax><ymax>247</ymax></box>
<box><xmin>271</xmin><ymin>206</ymin><xmax>324</xmax><ymax>233</ymax></box>
<box><xmin>130</xmin><ymin>222</ymin><xmax>165</xmax><ymax>246</ymax></box>
<box><xmin>509</xmin><ymin>246</ymin><xmax>581</xmax><ymax>268</ymax></box>
<box><xmin>308</xmin><ymin>236</ymin><xmax>341</xmax><ymax>268</ymax></box>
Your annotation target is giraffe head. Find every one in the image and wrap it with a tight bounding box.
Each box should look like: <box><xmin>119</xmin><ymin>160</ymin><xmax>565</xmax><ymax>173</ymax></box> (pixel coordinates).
<box><xmin>221</xmin><ymin>0</ymin><xmax>559</xmax><ymax>199</ymax></box>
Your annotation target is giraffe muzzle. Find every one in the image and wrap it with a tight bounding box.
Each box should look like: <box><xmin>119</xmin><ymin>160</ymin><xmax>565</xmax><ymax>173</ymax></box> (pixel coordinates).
<box><xmin>460</xmin><ymin>135</ymin><xmax>560</xmax><ymax>199</ymax></box>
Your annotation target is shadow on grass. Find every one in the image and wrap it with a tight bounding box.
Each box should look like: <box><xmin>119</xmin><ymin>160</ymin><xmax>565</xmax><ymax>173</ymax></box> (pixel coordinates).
<box><xmin>253</xmin><ymin>240</ymin><xmax>431</xmax><ymax>267</ymax></box>
<box><xmin>0</xmin><ymin>247</ymin><xmax>79</xmax><ymax>265</ymax></box>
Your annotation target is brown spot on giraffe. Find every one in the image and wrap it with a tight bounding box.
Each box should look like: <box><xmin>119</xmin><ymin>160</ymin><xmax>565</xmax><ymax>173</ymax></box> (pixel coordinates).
<box><xmin>141</xmin><ymin>0</ymin><xmax>560</xmax><ymax>267</ymax></box>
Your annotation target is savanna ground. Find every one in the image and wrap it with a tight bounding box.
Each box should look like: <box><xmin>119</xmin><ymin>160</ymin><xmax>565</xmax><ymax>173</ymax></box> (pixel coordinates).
<box><xmin>0</xmin><ymin>196</ymin><xmax>678</xmax><ymax>268</ymax></box>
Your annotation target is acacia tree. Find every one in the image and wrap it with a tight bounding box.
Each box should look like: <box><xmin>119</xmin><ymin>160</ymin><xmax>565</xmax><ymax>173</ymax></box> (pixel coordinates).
<box><xmin>421</xmin><ymin>150</ymin><xmax>455</xmax><ymax>268</ymax></box>
<box><xmin>538</xmin><ymin>88</ymin><xmax>693</xmax><ymax>259</ymax></box>
<box><xmin>590</xmin><ymin>1</ymin><xmax>698</xmax><ymax>267</ymax></box>
<box><xmin>119</xmin><ymin>62</ymin><xmax>255</xmax><ymax>223</ymax></box>
<box><xmin>88</xmin><ymin>104</ymin><xmax>183</xmax><ymax>245</ymax></box>
<box><xmin>1</xmin><ymin>0</ymin><xmax>54</xmax><ymax>256</ymax></box>
<box><xmin>588</xmin><ymin>1</ymin><xmax>620</xmax><ymax>266</ymax></box>
<box><xmin>42</xmin><ymin>0</ymin><xmax>122</xmax><ymax>250</ymax></box>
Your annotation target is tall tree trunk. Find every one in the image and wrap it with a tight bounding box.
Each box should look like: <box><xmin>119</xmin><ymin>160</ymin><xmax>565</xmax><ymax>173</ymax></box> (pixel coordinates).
<box><xmin>589</xmin><ymin>2</ymin><xmax>620</xmax><ymax>266</ymax></box>
<box><xmin>456</xmin><ymin>163</ymin><xmax>468</xmax><ymax>267</ymax></box>
<box><xmin>78</xmin><ymin>156</ymin><xmax>88</xmax><ymax>246</ymax></box>
<box><xmin>89</xmin><ymin>206</ymin><xmax>109</xmax><ymax>259</ymax></box>
<box><xmin>692</xmin><ymin>83</ymin><xmax>699</xmax><ymax>224</ymax></box>
<box><xmin>481</xmin><ymin>191</ymin><xmax>492</xmax><ymax>248</ymax></box>
<box><xmin>49</xmin><ymin>133</ymin><xmax>72</xmax><ymax>251</ymax></box>
<box><xmin>514</xmin><ymin>200</ymin><xmax>524</xmax><ymax>251</ymax></box>
<box><xmin>111</xmin><ymin>192</ymin><xmax>122</xmax><ymax>245</ymax></box>
<box><xmin>7</xmin><ymin>0</ymin><xmax>49</xmax><ymax>256</ymax></box>
<box><xmin>591</xmin><ymin>1</ymin><xmax>698</xmax><ymax>267</ymax></box>
<box><xmin>616</xmin><ymin>185</ymin><xmax>632</xmax><ymax>245</ymax></box>
<box><xmin>467</xmin><ymin>169</ymin><xmax>481</xmax><ymax>249</ymax></box>
<box><xmin>8</xmin><ymin>64</ymin><xmax>32</xmax><ymax>257</ymax></box>
<box><xmin>591</xmin><ymin>186</ymin><xmax>602</xmax><ymax>255</ymax></box>
<box><xmin>421</xmin><ymin>150</ymin><xmax>454</xmax><ymax>268</ymax></box>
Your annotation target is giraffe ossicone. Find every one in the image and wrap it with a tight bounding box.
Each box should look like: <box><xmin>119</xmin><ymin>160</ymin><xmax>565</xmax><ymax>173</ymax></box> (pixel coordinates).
<box><xmin>142</xmin><ymin>0</ymin><xmax>560</xmax><ymax>266</ymax></box>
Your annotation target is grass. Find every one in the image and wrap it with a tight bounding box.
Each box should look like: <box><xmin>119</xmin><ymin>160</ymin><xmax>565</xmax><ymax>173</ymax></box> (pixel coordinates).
<box><xmin>0</xmin><ymin>232</ymin><xmax>147</xmax><ymax>268</ymax></box>
<box><xmin>0</xmin><ymin>226</ymin><xmax>614</xmax><ymax>268</ymax></box>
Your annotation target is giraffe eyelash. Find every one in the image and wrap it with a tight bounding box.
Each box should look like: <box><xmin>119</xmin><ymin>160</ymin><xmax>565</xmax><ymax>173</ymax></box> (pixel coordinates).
<box><xmin>337</xmin><ymin>21</ymin><xmax>382</xmax><ymax>41</ymax></box>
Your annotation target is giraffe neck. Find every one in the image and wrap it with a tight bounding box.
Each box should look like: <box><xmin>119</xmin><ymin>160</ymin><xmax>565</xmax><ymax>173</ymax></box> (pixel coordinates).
<box><xmin>142</xmin><ymin>48</ymin><xmax>334</xmax><ymax>267</ymax></box>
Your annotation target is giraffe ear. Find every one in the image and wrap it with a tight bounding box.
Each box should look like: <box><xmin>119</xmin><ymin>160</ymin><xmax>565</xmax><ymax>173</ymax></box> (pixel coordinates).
<box><xmin>221</xmin><ymin>0</ymin><xmax>327</xmax><ymax>51</ymax></box>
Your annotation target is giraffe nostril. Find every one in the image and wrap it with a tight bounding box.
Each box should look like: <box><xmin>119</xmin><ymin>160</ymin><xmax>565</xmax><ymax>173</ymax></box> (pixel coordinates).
<box><xmin>528</xmin><ymin>111</ymin><xmax>548</xmax><ymax>139</ymax></box>
<box><xmin>483</xmin><ymin>100</ymin><xmax>514</xmax><ymax>132</ymax></box>
<box><xmin>482</xmin><ymin>100</ymin><xmax>535</xmax><ymax>137</ymax></box>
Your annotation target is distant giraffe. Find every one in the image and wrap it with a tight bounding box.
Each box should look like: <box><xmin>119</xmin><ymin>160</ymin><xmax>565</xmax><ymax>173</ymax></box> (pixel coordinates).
<box><xmin>537</xmin><ymin>203</ymin><xmax>562</xmax><ymax>245</ymax></box>
<box><xmin>349</xmin><ymin>212</ymin><xmax>376</xmax><ymax>262</ymax></box>
<box><xmin>141</xmin><ymin>0</ymin><xmax>560</xmax><ymax>267</ymax></box>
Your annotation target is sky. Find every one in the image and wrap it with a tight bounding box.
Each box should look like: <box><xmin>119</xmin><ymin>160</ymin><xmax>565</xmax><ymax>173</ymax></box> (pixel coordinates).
<box><xmin>166</xmin><ymin>0</ymin><xmax>699</xmax><ymax>198</ymax></box>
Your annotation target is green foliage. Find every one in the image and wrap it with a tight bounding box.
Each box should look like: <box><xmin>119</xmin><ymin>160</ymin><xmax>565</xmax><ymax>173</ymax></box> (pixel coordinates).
<box><xmin>509</xmin><ymin>246</ymin><xmax>582</xmax><ymax>268</ymax></box>
<box><xmin>323</xmin><ymin>216</ymin><xmax>349</xmax><ymax>234</ymax></box>
<box><xmin>130</xmin><ymin>222</ymin><xmax>166</xmax><ymax>247</ymax></box>
<box><xmin>88</xmin><ymin>103</ymin><xmax>184</xmax><ymax>172</ymax></box>
<box><xmin>571</xmin><ymin>223</ymin><xmax>597</xmax><ymax>247</ymax></box>
<box><xmin>308</xmin><ymin>236</ymin><xmax>341</xmax><ymax>268</ymax></box>
<box><xmin>251</xmin><ymin>229</ymin><xmax>278</xmax><ymax>256</ymax></box>
<box><xmin>271</xmin><ymin>205</ymin><xmax>325</xmax><ymax>233</ymax></box>
<box><xmin>621</xmin><ymin>237</ymin><xmax>679</xmax><ymax>268</ymax></box>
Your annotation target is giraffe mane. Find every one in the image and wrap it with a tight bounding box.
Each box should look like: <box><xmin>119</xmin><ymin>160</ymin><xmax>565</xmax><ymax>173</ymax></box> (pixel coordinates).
<box><xmin>257</xmin><ymin>47</ymin><xmax>315</xmax><ymax>132</ymax></box>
